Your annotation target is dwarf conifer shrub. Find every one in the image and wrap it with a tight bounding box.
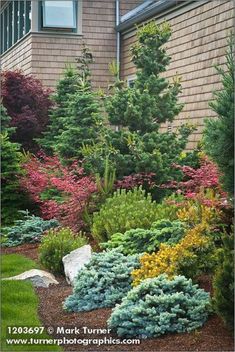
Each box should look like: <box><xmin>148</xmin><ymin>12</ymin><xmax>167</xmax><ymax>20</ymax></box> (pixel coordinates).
<box><xmin>102</xmin><ymin>219</ymin><xmax>186</xmax><ymax>255</ymax></box>
<box><xmin>91</xmin><ymin>187</ymin><xmax>159</xmax><ymax>242</ymax></box>
<box><xmin>2</xmin><ymin>211</ymin><xmax>59</xmax><ymax>247</ymax></box>
<box><xmin>108</xmin><ymin>274</ymin><xmax>210</xmax><ymax>338</ymax></box>
<box><xmin>64</xmin><ymin>250</ymin><xmax>140</xmax><ymax>312</ymax></box>
<box><xmin>213</xmin><ymin>231</ymin><xmax>234</xmax><ymax>329</ymax></box>
<box><xmin>39</xmin><ymin>227</ymin><xmax>87</xmax><ymax>274</ymax></box>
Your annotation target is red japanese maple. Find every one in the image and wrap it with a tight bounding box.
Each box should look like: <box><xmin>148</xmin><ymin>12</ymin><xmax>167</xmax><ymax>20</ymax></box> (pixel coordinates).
<box><xmin>20</xmin><ymin>153</ymin><xmax>97</xmax><ymax>231</ymax></box>
<box><xmin>162</xmin><ymin>156</ymin><xmax>228</xmax><ymax>208</ymax></box>
<box><xmin>1</xmin><ymin>70</ymin><xmax>53</xmax><ymax>151</ymax></box>
<box><xmin>115</xmin><ymin>172</ymin><xmax>156</xmax><ymax>190</ymax></box>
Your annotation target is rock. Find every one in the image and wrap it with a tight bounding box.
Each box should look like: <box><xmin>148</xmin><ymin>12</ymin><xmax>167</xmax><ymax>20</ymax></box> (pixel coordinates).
<box><xmin>2</xmin><ymin>269</ymin><xmax>59</xmax><ymax>288</ymax></box>
<box><xmin>62</xmin><ymin>245</ymin><xmax>92</xmax><ymax>285</ymax></box>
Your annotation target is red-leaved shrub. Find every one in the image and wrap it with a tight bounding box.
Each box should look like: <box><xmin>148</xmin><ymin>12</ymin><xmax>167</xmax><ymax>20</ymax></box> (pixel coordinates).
<box><xmin>1</xmin><ymin>70</ymin><xmax>53</xmax><ymax>151</ymax></box>
<box><xmin>162</xmin><ymin>156</ymin><xmax>228</xmax><ymax>208</ymax></box>
<box><xmin>115</xmin><ymin>173</ymin><xmax>156</xmax><ymax>190</ymax></box>
<box><xmin>20</xmin><ymin>153</ymin><xmax>97</xmax><ymax>231</ymax></box>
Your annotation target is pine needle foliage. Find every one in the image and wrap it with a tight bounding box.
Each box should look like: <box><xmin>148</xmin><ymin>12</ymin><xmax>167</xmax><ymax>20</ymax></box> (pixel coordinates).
<box><xmin>203</xmin><ymin>35</ymin><xmax>234</xmax><ymax>195</ymax></box>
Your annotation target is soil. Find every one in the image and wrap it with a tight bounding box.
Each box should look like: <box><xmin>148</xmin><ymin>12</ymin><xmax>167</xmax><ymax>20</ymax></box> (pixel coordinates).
<box><xmin>2</xmin><ymin>245</ymin><xmax>234</xmax><ymax>352</ymax></box>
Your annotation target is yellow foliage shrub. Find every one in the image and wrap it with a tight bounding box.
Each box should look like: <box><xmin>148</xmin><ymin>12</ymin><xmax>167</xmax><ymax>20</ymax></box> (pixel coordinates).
<box><xmin>176</xmin><ymin>190</ymin><xmax>222</xmax><ymax>228</ymax></box>
<box><xmin>132</xmin><ymin>224</ymin><xmax>211</xmax><ymax>286</ymax></box>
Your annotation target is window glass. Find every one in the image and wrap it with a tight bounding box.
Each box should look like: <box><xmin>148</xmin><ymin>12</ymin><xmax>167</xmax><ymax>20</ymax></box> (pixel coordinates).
<box><xmin>42</xmin><ymin>1</ymin><xmax>76</xmax><ymax>28</ymax></box>
<box><xmin>1</xmin><ymin>1</ymin><xmax>31</xmax><ymax>54</ymax></box>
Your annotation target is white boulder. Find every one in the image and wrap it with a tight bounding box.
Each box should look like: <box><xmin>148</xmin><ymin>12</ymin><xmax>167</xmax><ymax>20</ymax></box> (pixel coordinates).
<box><xmin>2</xmin><ymin>269</ymin><xmax>59</xmax><ymax>288</ymax></box>
<box><xmin>62</xmin><ymin>245</ymin><xmax>92</xmax><ymax>285</ymax></box>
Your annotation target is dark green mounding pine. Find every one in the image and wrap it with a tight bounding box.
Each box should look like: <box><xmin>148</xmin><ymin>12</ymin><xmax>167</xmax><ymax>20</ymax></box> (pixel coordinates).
<box><xmin>91</xmin><ymin>187</ymin><xmax>160</xmax><ymax>243</ymax></box>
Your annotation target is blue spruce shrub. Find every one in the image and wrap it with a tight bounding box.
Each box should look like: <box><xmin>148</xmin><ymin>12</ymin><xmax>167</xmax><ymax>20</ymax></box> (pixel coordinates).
<box><xmin>64</xmin><ymin>250</ymin><xmax>140</xmax><ymax>312</ymax></box>
<box><xmin>108</xmin><ymin>274</ymin><xmax>210</xmax><ymax>338</ymax></box>
<box><xmin>1</xmin><ymin>211</ymin><xmax>59</xmax><ymax>247</ymax></box>
<box><xmin>102</xmin><ymin>219</ymin><xmax>186</xmax><ymax>255</ymax></box>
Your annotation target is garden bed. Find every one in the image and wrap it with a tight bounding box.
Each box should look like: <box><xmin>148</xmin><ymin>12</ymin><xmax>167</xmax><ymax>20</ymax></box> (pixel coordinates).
<box><xmin>36</xmin><ymin>280</ymin><xmax>234</xmax><ymax>352</ymax></box>
<box><xmin>3</xmin><ymin>246</ymin><xmax>234</xmax><ymax>352</ymax></box>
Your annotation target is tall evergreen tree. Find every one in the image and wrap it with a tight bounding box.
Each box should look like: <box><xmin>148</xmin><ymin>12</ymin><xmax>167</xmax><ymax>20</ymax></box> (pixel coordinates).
<box><xmin>106</xmin><ymin>22</ymin><xmax>183</xmax><ymax>133</ymax></box>
<box><xmin>1</xmin><ymin>104</ymin><xmax>24</xmax><ymax>225</ymax></box>
<box><xmin>102</xmin><ymin>21</ymin><xmax>193</xmax><ymax>183</ymax></box>
<box><xmin>203</xmin><ymin>35</ymin><xmax>234</xmax><ymax>196</ymax></box>
<box><xmin>39</xmin><ymin>66</ymin><xmax>80</xmax><ymax>153</ymax></box>
<box><xmin>54</xmin><ymin>46</ymin><xmax>103</xmax><ymax>163</ymax></box>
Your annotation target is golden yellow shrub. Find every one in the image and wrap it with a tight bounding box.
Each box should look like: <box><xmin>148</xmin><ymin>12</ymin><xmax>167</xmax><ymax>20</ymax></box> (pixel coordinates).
<box><xmin>132</xmin><ymin>223</ymin><xmax>211</xmax><ymax>286</ymax></box>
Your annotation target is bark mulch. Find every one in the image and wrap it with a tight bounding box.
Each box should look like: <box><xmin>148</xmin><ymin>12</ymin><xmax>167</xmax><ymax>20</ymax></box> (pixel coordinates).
<box><xmin>3</xmin><ymin>245</ymin><xmax>234</xmax><ymax>352</ymax></box>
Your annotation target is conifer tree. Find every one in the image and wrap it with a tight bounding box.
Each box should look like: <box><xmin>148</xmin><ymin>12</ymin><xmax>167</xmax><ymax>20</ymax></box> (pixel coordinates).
<box><xmin>213</xmin><ymin>231</ymin><xmax>234</xmax><ymax>329</ymax></box>
<box><xmin>203</xmin><ymin>35</ymin><xmax>234</xmax><ymax>196</ymax></box>
<box><xmin>51</xmin><ymin>46</ymin><xmax>103</xmax><ymax>163</ymax></box>
<box><xmin>0</xmin><ymin>104</ymin><xmax>24</xmax><ymax>224</ymax></box>
<box><xmin>39</xmin><ymin>66</ymin><xmax>80</xmax><ymax>153</ymax></box>
<box><xmin>103</xmin><ymin>21</ymin><xmax>193</xmax><ymax>183</ymax></box>
<box><xmin>106</xmin><ymin>22</ymin><xmax>183</xmax><ymax>132</ymax></box>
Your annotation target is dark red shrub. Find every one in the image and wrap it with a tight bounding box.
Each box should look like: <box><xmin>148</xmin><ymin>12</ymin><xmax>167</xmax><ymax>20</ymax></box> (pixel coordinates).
<box><xmin>162</xmin><ymin>156</ymin><xmax>229</xmax><ymax>209</ymax></box>
<box><xmin>1</xmin><ymin>70</ymin><xmax>53</xmax><ymax>151</ymax></box>
<box><xmin>20</xmin><ymin>153</ymin><xmax>97</xmax><ymax>231</ymax></box>
<box><xmin>115</xmin><ymin>173</ymin><xmax>156</xmax><ymax>190</ymax></box>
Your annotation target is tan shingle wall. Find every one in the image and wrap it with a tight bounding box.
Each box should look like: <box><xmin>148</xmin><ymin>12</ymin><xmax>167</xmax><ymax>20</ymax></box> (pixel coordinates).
<box><xmin>119</xmin><ymin>0</ymin><xmax>144</xmax><ymax>16</ymax></box>
<box><xmin>0</xmin><ymin>34</ymin><xmax>33</xmax><ymax>74</ymax></box>
<box><xmin>120</xmin><ymin>0</ymin><xmax>235</xmax><ymax>150</ymax></box>
<box><xmin>1</xmin><ymin>0</ymin><xmax>117</xmax><ymax>90</ymax></box>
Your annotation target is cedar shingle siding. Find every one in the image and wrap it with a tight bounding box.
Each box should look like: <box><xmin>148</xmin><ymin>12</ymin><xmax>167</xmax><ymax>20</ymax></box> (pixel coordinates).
<box><xmin>1</xmin><ymin>0</ymin><xmax>118</xmax><ymax>89</ymax></box>
<box><xmin>120</xmin><ymin>0</ymin><xmax>234</xmax><ymax>149</ymax></box>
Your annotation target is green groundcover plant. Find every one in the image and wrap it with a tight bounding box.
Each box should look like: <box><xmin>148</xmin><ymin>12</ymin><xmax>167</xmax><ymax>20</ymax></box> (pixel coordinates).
<box><xmin>108</xmin><ymin>274</ymin><xmax>211</xmax><ymax>338</ymax></box>
<box><xmin>102</xmin><ymin>219</ymin><xmax>186</xmax><ymax>255</ymax></box>
<box><xmin>1</xmin><ymin>211</ymin><xmax>59</xmax><ymax>247</ymax></box>
<box><xmin>91</xmin><ymin>187</ymin><xmax>159</xmax><ymax>242</ymax></box>
<box><xmin>39</xmin><ymin>227</ymin><xmax>88</xmax><ymax>274</ymax></box>
<box><xmin>64</xmin><ymin>250</ymin><xmax>140</xmax><ymax>312</ymax></box>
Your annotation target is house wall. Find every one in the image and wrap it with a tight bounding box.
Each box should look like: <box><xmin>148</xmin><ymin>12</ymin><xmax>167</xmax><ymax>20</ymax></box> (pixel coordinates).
<box><xmin>0</xmin><ymin>34</ymin><xmax>33</xmax><ymax>74</ymax></box>
<box><xmin>1</xmin><ymin>0</ymin><xmax>119</xmax><ymax>90</ymax></box>
<box><xmin>119</xmin><ymin>0</ymin><xmax>144</xmax><ymax>16</ymax></box>
<box><xmin>120</xmin><ymin>0</ymin><xmax>234</xmax><ymax>150</ymax></box>
<box><xmin>30</xmin><ymin>0</ymin><xmax>117</xmax><ymax>89</ymax></box>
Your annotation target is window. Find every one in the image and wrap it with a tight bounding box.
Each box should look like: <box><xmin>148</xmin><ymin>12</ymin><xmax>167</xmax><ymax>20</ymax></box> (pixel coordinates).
<box><xmin>42</xmin><ymin>1</ymin><xmax>76</xmax><ymax>29</ymax></box>
<box><xmin>127</xmin><ymin>75</ymin><xmax>137</xmax><ymax>88</ymax></box>
<box><xmin>0</xmin><ymin>1</ymin><xmax>31</xmax><ymax>55</ymax></box>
